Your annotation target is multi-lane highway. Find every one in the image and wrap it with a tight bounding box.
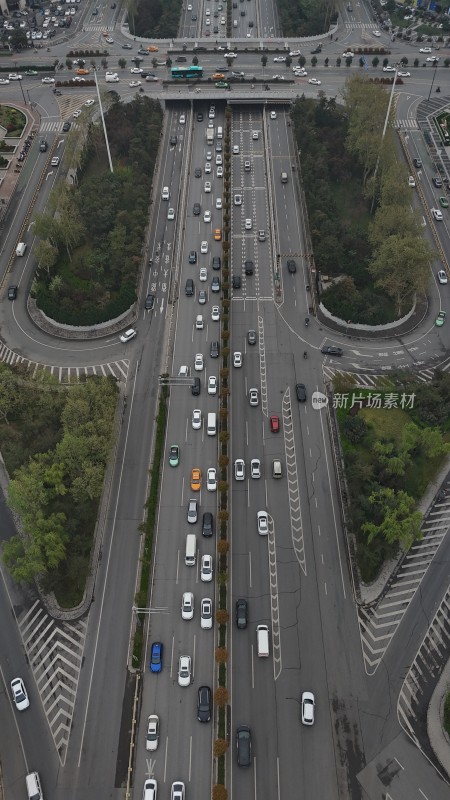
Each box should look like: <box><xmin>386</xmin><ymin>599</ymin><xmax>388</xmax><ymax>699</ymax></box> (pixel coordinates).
<box><xmin>1</xmin><ymin>1</ymin><xmax>450</xmax><ymax>799</ymax></box>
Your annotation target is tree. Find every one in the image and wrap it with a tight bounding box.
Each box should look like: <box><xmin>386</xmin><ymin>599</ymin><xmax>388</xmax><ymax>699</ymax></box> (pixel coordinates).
<box><xmin>261</xmin><ymin>54</ymin><xmax>267</xmax><ymax>69</ymax></box>
<box><xmin>212</xmin><ymin>785</ymin><xmax>228</xmax><ymax>800</ymax></box>
<box><xmin>362</xmin><ymin>487</ymin><xmax>422</xmax><ymax>550</ymax></box>
<box><xmin>311</xmin><ymin>55</ymin><xmax>317</xmax><ymax>67</ymax></box>
<box><xmin>213</xmin><ymin>740</ymin><xmax>228</xmax><ymax>757</ymax></box>
<box><xmin>372</xmin><ymin>56</ymin><xmax>379</xmax><ymax>68</ymax></box>
<box><xmin>118</xmin><ymin>58</ymin><xmax>126</xmax><ymax>69</ymax></box>
<box><xmin>35</xmin><ymin>240</ymin><xmax>58</xmax><ymax>274</ymax></box>
<box><xmin>214</xmin><ymin>686</ymin><xmax>228</xmax><ymax>706</ymax></box>
<box><xmin>368</xmin><ymin>234</ymin><xmax>432</xmax><ymax>315</ymax></box>
<box><xmin>285</xmin><ymin>55</ymin><xmax>292</xmax><ymax>68</ymax></box>
<box><xmin>0</xmin><ymin>367</ymin><xmax>20</xmax><ymax>424</ymax></box>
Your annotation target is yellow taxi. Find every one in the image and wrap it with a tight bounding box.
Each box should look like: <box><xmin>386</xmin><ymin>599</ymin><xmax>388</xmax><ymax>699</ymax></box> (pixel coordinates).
<box><xmin>76</xmin><ymin>68</ymin><xmax>90</xmax><ymax>75</ymax></box>
<box><xmin>191</xmin><ymin>468</ymin><xmax>202</xmax><ymax>491</ymax></box>
<box><xmin>147</xmin><ymin>45</ymin><xmax>159</xmax><ymax>52</ymax></box>
<box><xmin>214</xmin><ymin>228</ymin><xmax>222</xmax><ymax>241</ymax></box>
<box><xmin>212</xmin><ymin>72</ymin><xmax>225</xmax><ymax>80</ymax></box>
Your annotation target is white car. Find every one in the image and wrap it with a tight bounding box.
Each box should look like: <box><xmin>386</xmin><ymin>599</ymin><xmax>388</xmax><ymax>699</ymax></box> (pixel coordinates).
<box><xmin>420</xmin><ymin>47</ymin><xmax>432</xmax><ymax>53</ymax></box>
<box><xmin>235</xmin><ymin>458</ymin><xmax>245</xmax><ymax>480</ymax></box>
<box><xmin>120</xmin><ymin>328</ymin><xmax>137</xmax><ymax>343</ymax></box>
<box><xmin>201</xmin><ymin>241</ymin><xmax>208</xmax><ymax>254</ymax></box>
<box><xmin>234</xmin><ymin>194</ymin><xmax>242</xmax><ymax>205</ymax></box>
<box><xmin>10</xmin><ymin>678</ymin><xmax>29</xmax><ymax>711</ymax></box>
<box><xmin>309</xmin><ymin>77</ymin><xmax>321</xmax><ymax>85</ymax></box>
<box><xmin>195</xmin><ymin>314</ymin><xmax>204</xmax><ymax>330</ymax></box>
<box><xmin>146</xmin><ymin>714</ymin><xmax>159</xmax><ymax>751</ymax></box>
<box><xmin>206</xmin><ymin>150</ymin><xmax>212</xmax><ymax>161</ymax></box>
<box><xmin>437</xmin><ymin>270</ymin><xmax>448</xmax><ymax>285</ymax></box>
<box><xmin>129</xmin><ymin>80</ymin><xmax>142</xmax><ymax>87</ymax></box>
<box><xmin>205</xmin><ymin>162</ymin><xmax>211</xmax><ymax>173</ymax></box>
<box><xmin>130</xmin><ymin>67</ymin><xmax>143</xmax><ymax>74</ymax></box>
<box><xmin>192</xmin><ymin>409</ymin><xmax>202</xmax><ymax>429</ymax></box>
<box><xmin>181</xmin><ymin>591</ymin><xmax>194</xmax><ymax>620</ymax></box>
<box><xmin>187</xmin><ymin>2</ymin><xmax>192</xmax><ymax>8</ymax></box>
<box><xmin>245</xmin><ymin>218</ymin><xmax>252</xmax><ymax>230</ymax></box>
<box><xmin>249</xmin><ymin>387</ymin><xmax>259</xmax><ymax>406</ymax></box>
<box><xmin>224</xmin><ymin>52</ymin><xmax>237</xmax><ymax>58</ymax></box>
<box><xmin>51</xmin><ymin>157</ymin><xmax>60</xmax><ymax>167</ymax></box>
<box><xmin>168</xmin><ymin>207</ymin><xmax>175</xmax><ymax>220</ymax></box>
<box><xmin>143</xmin><ymin>778</ymin><xmax>158</xmax><ymax>800</ymax></box>
<box><xmin>252</xmin><ymin>130</ymin><xmax>259</xmax><ymax>140</ymax></box>
<box><xmin>426</xmin><ymin>56</ymin><xmax>439</xmax><ymax>62</ymax></box>
<box><xmin>216</xmin><ymin>197</ymin><xmax>223</xmax><ymax>209</ymax></box>
<box><xmin>201</xmin><ymin>554</ymin><xmax>213</xmax><ymax>582</ymax></box>
<box><xmin>199</xmin><ymin>267</ymin><xmax>207</xmax><ymax>281</ymax></box>
<box><xmin>233</xmin><ymin>351</ymin><xmax>242</xmax><ymax>367</ymax></box>
<box><xmin>301</xmin><ymin>691</ymin><xmax>315</xmax><ymax>725</ymax></box>
<box><xmin>342</xmin><ymin>51</ymin><xmax>354</xmax><ymax>58</ymax></box>
<box><xmin>217</xmin><ymin>166</ymin><xmax>223</xmax><ymax>178</ymax></box>
<box><xmin>204</xmin><ymin>182</ymin><xmax>211</xmax><ymax>193</ymax></box>
<box><xmin>290</xmin><ymin>49</ymin><xmax>301</xmax><ymax>56</ymax></box>
<box><xmin>398</xmin><ymin>70</ymin><xmax>410</xmax><ymax>77</ymax></box>
<box><xmin>216</xmin><ymin>154</ymin><xmax>223</xmax><ymax>165</ymax></box>
<box><xmin>9</xmin><ymin>73</ymin><xmax>22</xmax><ymax>80</ymax></box>
<box><xmin>204</xmin><ymin>210</ymin><xmax>211</xmax><ymax>223</ymax></box>
<box><xmin>432</xmin><ymin>208</ymin><xmax>443</xmax><ymax>221</ymax></box>
<box><xmin>294</xmin><ymin>68</ymin><xmax>307</xmax><ymax>76</ymax></box>
<box><xmin>178</xmin><ymin>655</ymin><xmax>192</xmax><ymax>686</ymax></box>
<box><xmin>194</xmin><ymin>353</ymin><xmax>204</xmax><ymax>371</ymax></box>
<box><xmin>270</xmin><ymin>111</ymin><xmax>277</xmax><ymax>119</ymax></box>
<box><xmin>42</xmin><ymin>77</ymin><xmax>55</xmax><ymax>84</ymax></box>
<box><xmin>105</xmin><ymin>36</ymin><xmax>114</xmax><ymax>43</ymax></box>
<box><xmin>383</xmin><ymin>66</ymin><xmax>396</xmax><ymax>72</ymax></box>
<box><xmin>257</xmin><ymin>510</ymin><xmax>269</xmax><ymax>535</ymax></box>
<box><xmin>233</xmin><ymin>144</ymin><xmax>240</xmax><ymax>154</ymax></box>
<box><xmin>211</xmin><ymin>306</ymin><xmax>220</xmax><ymax>321</ymax></box>
<box><xmin>73</xmin><ymin>110</ymin><xmax>82</xmax><ymax>118</ymax></box>
<box><xmin>179</xmin><ymin>114</ymin><xmax>186</xmax><ymax>124</ymax></box>
<box><xmin>251</xmin><ymin>459</ymin><xmax>261</xmax><ymax>479</ymax></box>
<box><xmin>171</xmin><ymin>783</ymin><xmax>185</xmax><ymax>800</ymax></box>
<box><xmin>200</xmin><ymin>598</ymin><xmax>213</xmax><ymax>629</ymax></box>
<box><xmin>408</xmin><ymin>176</ymin><xmax>415</xmax><ymax>187</ymax></box>
<box><xmin>273</xmin><ymin>56</ymin><xmax>286</xmax><ymax>62</ymax></box>
<box><xmin>208</xmin><ymin>376</ymin><xmax>217</xmax><ymax>395</ymax></box>
<box><xmin>0</xmin><ymin>79</ymin><xmax>10</xmax><ymax>85</ymax></box>
<box><xmin>207</xmin><ymin>467</ymin><xmax>217</xmax><ymax>490</ymax></box>
<box><xmin>373</xmin><ymin>29</ymin><xmax>381</xmax><ymax>36</ymax></box>
<box><xmin>85</xmin><ymin>99</ymin><xmax>95</xmax><ymax>106</ymax></box>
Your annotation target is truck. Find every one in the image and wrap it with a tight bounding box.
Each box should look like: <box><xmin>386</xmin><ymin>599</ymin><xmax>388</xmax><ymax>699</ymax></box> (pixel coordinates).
<box><xmin>206</xmin><ymin>127</ymin><xmax>214</xmax><ymax>146</ymax></box>
<box><xmin>105</xmin><ymin>72</ymin><xmax>119</xmax><ymax>83</ymax></box>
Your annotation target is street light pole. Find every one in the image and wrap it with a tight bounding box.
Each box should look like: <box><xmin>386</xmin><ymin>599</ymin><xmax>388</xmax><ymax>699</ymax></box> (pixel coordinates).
<box><xmin>370</xmin><ymin>63</ymin><xmax>398</xmax><ymax>213</ymax></box>
<box><xmin>427</xmin><ymin>60</ymin><xmax>438</xmax><ymax>101</ymax></box>
<box><xmin>18</xmin><ymin>78</ymin><xmax>27</xmax><ymax>106</ymax></box>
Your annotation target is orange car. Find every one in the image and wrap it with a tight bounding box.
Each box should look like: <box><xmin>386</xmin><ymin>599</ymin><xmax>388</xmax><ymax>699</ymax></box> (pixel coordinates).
<box><xmin>191</xmin><ymin>468</ymin><xmax>202</xmax><ymax>491</ymax></box>
<box><xmin>214</xmin><ymin>228</ymin><xmax>222</xmax><ymax>241</ymax></box>
<box><xmin>76</xmin><ymin>68</ymin><xmax>90</xmax><ymax>75</ymax></box>
<box><xmin>212</xmin><ymin>72</ymin><xmax>225</xmax><ymax>80</ymax></box>
<box><xmin>147</xmin><ymin>45</ymin><xmax>159</xmax><ymax>52</ymax></box>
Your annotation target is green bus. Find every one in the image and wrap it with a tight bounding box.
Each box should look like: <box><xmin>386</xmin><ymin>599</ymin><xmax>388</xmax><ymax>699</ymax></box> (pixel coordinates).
<box><xmin>171</xmin><ymin>65</ymin><xmax>203</xmax><ymax>79</ymax></box>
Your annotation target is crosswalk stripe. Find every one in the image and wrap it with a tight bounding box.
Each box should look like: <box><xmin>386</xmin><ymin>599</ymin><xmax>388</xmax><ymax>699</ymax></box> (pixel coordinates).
<box><xmin>393</xmin><ymin>119</ymin><xmax>419</xmax><ymax>129</ymax></box>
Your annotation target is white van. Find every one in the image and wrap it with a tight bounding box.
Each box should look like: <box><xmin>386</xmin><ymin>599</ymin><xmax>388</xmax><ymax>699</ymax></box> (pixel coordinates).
<box><xmin>161</xmin><ymin>186</ymin><xmax>170</xmax><ymax>201</ymax></box>
<box><xmin>272</xmin><ymin>459</ymin><xmax>282</xmax><ymax>479</ymax></box>
<box><xmin>217</xmin><ymin>126</ymin><xmax>223</xmax><ymax>139</ymax></box>
<box><xmin>26</xmin><ymin>772</ymin><xmax>43</xmax><ymax>800</ymax></box>
<box><xmin>195</xmin><ymin>315</ymin><xmax>204</xmax><ymax>330</ymax></box>
<box><xmin>185</xmin><ymin>533</ymin><xmax>197</xmax><ymax>566</ymax></box>
<box><xmin>233</xmin><ymin>19</ymin><xmax>237</xmax><ymax>26</ymax></box>
<box><xmin>16</xmin><ymin>242</ymin><xmax>27</xmax><ymax>257</ymax></box>
<box><xmin>207</xmin><ymin>412</ymin><xmax>217</xmax><ymax>436</ymax></box>
<box><xmin>256</xmin><ymin>624</ymin><xmax>269</xmax><ymax>657</ymax></box>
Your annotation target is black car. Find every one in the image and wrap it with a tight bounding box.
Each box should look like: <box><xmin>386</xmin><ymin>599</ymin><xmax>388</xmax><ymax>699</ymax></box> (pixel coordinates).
<box><xmin>189</xmin><ymin>250</ymin><xmax>197</xmax><ymax>264</ymax></box>
<box><xmin>8</xmin><ymin>286</ymin><xmax>17</xmax><ymax>301</ymax></box>
<box><xmin>414</xmin><ymin>159</ymin><xmax>422</xmax><ymax>169</ymax></box>
<box><xmin>311</xmin><ymin>45</ymin><xmax>322</xmax><ymax>53</ymax></box>
<box><xmin>287</xmin><ymin>259</ymin><xmax>297</xmax><ymax>273</ymax></box>
<box><xmin>202</xmin><ymin>511</ymin><xmax>214</xmax><ymax>537</ymax></box>
<box><xmin>144</xmin><ymin>294</ymin><xmax>155</xmax><ymax>310</ymax></box>
<box><xmin>62</xmin><ymin>121</ymin><xmax>71</xmax><ymax>132</ymax></box>
<box><xmin>432</xmin><ymin>176</ymin><xmax>443</xmax><ymax>188</ymax></box>
<box><xmin>236</xmin><ymin>725</ymin><xmax>252</xmax><ymax>767</ymax></box>
<box><xmin>321</xmin><ymin>345</ymin><xmax>343</xmax><ymax>356</ymax></box>
<box><xmin>212</xmin><ymin>256</ymin><xmax>221</xmax><ymax>270</ymax></box>
<box><xmin>232</xmin><ymin>275</ymin><xmax>241</xmax><ymax>289</ymax></box>
<box><xmin>247</xmin><ymin>329</ymin><xmax>257</xmax><ymax>345</ymax></box>
<box><xmin>197</xmin><ymin>685</ymin><xmax>212</xmax><ymax>722</ymax></box>
<box><xmin>176</xmin><ymin>56</ymin><xmax>187</xmax><ymax>63</ymax></box>
<box><xmin>295</xmin><ymin>383</ymin><xmax>307</xmax><ymax>402</ymax></box>
<box><xmin>236</xmin><ymin>598</ymin><xmax>248</xmax><ymax>629</ymax></box>
<box><xmin>196</xmin><ymin>112</ymin><xmax>203</xmax><ymax>121</ymax></box>
<box><xmin>170</xmin><ymin>134</ymin><xmax>178</xmax><ymax>146</ymax></box>
<box><xmin>191</xmin><ymin>377</ymin><xmax>201</xmax><ymax>395</ymax></box>
<box><xmin>210</xmin><ymin>340</ymin><xmax>220</xmax><ymax>358</ymax></box>
<box><xmin>193</xmin><ymin>202</ymin><xmax>201</xmax><ymax>215</ymax></box>
<box><xmin>244</xmin><ymin>260</ymin><xmax>254</xmax><ymax>275</ymax></box>
<box><xmin>191</xmin><ymin>13</ymin><xmax>197</xmax><ymax>20</ymax></box>
<box><xmin>194</xmin><ymin>168</ymin><xmax>202</xmax><ymax>178</ymax></box>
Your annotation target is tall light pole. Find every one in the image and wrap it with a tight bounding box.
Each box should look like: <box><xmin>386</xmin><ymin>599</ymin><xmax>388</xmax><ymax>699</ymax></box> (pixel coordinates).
<box><xmin>94</xmin><ymin>70</ymin><xmax>113</xmax><ymax>173</ymax></box>
<box><xmin>370</xmin><ymin>63</ymin><xmax>398</xmax><ymax>213</ymax></box>
<box><xmin>427</xmin><ymin>59</ymin><xmax>439</xmax><ymax>101</ymax></box>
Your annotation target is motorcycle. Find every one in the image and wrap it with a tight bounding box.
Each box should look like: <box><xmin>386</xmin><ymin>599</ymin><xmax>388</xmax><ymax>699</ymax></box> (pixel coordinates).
<box><xmin>436</xmin><ymin>86</ymin><xmax>441</xmax><ymax>93</ymax></box>
<box><xmin>304</xmin><ymin>317</ymin><xmax>309</xmax><ymax>327</ymax></box>
<box><xmin>303</xmin><ymin>351</ymin><xmax>308</xmax><ymax>359</ymax></box>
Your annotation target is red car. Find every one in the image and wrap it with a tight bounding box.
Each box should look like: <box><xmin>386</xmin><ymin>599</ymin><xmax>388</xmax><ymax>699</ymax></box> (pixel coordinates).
<box><xmin>270</xmin><ymin>415</ymin><xmax>280</xmax><ymax>433</ymax></box>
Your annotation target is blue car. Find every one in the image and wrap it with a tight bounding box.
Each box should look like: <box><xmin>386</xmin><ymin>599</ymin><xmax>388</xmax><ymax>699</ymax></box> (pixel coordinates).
<box><xmin>150</xmin><ymin>642</ymin><xmax>163</xmax><ymax>673</ymax></box>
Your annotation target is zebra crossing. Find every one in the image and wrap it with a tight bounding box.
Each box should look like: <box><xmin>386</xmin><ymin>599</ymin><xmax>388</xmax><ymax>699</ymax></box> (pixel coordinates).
<box><xmin>393</xmin><ymin>119</ymin><xmax>419</xmax><ymax>129</ymax></box>
<box><xmin>344</xmin><ymin>22</ymin><xmax>380</xmax><ymax>29</ymax></box>
<box><xmin>18</xmin><ymin>600</ymin><xmax>87</xmax><ymax>765</ymax></box>
<box><xmin>0</xmin><ymin>340</ymin><xmax>130</xmax><ymax>383</ymax></box>
<box><xmin>83</xmin><ymin>24</ymin><xmax>114</xmax><ymax>31</ymax></box>
<box><xmin>358</xmin><ymin>482</ymin><xmax>450</xmax><ymax>675</ymax></box>
<box><xmin>322</xmin><ymin>360</ymin><xmax>450</xmax><ymax>387</ymax></box>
